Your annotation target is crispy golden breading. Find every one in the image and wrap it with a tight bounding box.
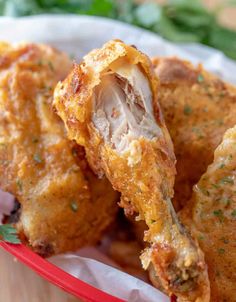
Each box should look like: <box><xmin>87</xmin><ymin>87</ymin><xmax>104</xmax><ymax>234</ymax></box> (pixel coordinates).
<box><xmin>0</xmin><ymin>42</ymin><xmax>118</xmax><ymax>256</ymax></box>
<box><xmin>153</xmin><ymin>57</ymin><xmax>236</xmax><ymax>210</ymax></box>
<box><xmin>54</xmin><ymin>40</ymin><xmax>210</xmax><ymax>302</ymax></box>
<box><xmin>181</xmin><ymin>125</ymin><xmax>236</xmax><ymax>302</ymax></box>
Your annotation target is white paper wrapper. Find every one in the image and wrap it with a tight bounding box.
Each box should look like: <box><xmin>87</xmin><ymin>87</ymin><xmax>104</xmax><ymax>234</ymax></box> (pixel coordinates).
<box><xmin>1</xmin><ymin>14</ymin><xmax>236</xmax><ymax>84</ymax></box>
<box><xmin>0</xmin><ymin>191</ymin><xmax>15</xmax><ymax>224</ymax></box>
<box><xmin>0</xmin><ymin>15</ymin><xmax>236</xmax><ymax>302</ymax></box>
<box><xmin>50</xmin><ymin>248</ymin><xmax>168</xmax><ymax>302</ymax></box>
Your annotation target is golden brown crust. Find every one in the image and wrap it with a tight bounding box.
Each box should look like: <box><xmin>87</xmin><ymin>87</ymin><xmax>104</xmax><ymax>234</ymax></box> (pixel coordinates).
<box><xmin>54</xmin><ymin>40</ymin><xmax>210</xmax><ymax>301</ymax></box>
<box><xmin>181</xmin><ymin>125</ymin><xmax>236</xmax><ymax>302</ymax></box>
<box><xmin>55</xmin><ymin>40</ymin><xmax>168</xmax><ymax>149</ymax></box>
<box><xmin>0</xmin><ymin>42</ymin><xmax>118</xmax><ymax>256</ymax></box>
<box><xmin>153</xmin><ymin>57</ymin><xmax>236</xmax><ymax>210</ymax></box>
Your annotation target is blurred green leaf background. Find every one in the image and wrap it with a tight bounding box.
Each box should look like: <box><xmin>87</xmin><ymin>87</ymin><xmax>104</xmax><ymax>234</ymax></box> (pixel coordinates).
<box><xmin>0</xmin><ymin>0</ymin><xmax>236</xmax><ymax>60</ymax></box>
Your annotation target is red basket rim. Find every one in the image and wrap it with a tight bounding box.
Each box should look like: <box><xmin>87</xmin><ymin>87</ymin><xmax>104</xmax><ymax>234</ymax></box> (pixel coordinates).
<box><xmin>0</xmin><ymin>242</ymin><xmax>125</xmax><ymax>302</ymax></box>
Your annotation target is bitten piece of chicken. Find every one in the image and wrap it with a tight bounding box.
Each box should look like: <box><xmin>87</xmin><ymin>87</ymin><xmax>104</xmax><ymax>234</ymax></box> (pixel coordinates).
<box><xmin>153</xmin><ymin>57</ymin><xmax>236</xmax><ymax>210</ymax></box>
<box><xmin>181</xmin><ymin>125</ymin><xmax>236</xmax><ymax>302</ymax></box>
<box><xmin>54</xmin><ymin>40</ymin><xmax>210</xmax><ymax>301</ymax></box>
<box><xmin>0</xmin><ymin>42</ymin><xmax>118</xmax><ymax>256</ymax></box>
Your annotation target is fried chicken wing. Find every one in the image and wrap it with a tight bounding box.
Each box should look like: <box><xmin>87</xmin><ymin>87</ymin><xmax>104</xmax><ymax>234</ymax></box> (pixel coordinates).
<box><xmin>153</xmin><ymin>57</ymin><xmax>236</xmax><ymax>210</ymax></box>
<box><xmin>54</xmin><ymin>40</ymin><xmax>209</xmax><ymax>301</ymax></box>
<box><xmin>0</xmin><ymin>42</ymin><xmax>118</xmax><ymax>256</ymax></box>
<box><xmin>181</xmin><ymin>125</ymin><xmax>236</xmax><ymax>302</ymax></box>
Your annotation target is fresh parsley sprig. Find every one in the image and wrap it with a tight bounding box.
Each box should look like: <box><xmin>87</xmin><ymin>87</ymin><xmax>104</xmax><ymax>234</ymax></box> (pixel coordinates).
<box><xmin>0</xmin><ymin>0</ymin><xmax>236</xmax><ymax>61</ymax></box>
<box><xmin>0</xmin><ymin>224</ymin><xmax>21</xmax><ymax>244</ymax></box>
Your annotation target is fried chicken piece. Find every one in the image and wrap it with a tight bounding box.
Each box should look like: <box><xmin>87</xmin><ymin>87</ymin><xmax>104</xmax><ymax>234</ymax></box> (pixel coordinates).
<box><xmin>181</xmin><ymin>125</ymin><xmax>236</xmax><ymax>302</ymax></box>
<box><xmin>153</xmin><ymin>57</ymin><xmax>236</xmax><ymax>210</ymax></box>
<box><xmin>0</xmin><ymin>42</ymin><xmax>118</xmax><ymax>256</ymax></box>
<box><xmin>54</xmin><ymin>40</ymin><xmax>210</xmax><ymax>301</ymax></box>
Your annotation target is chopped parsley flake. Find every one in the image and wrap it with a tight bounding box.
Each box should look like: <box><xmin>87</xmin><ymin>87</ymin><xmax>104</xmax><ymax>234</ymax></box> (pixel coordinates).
<box><xmin>219</xmin><ymin>91</ymin><xmax>226</xmax><ymax>98</ymax></box>
<box><xmin>0</xmin><ymin>224</ymin><xmax>20</xmax><ymax>244</ymax></box>
<box><xmin>42</xmin><ymin>86</ymin><xmax>52</xmax><ymax>93</ymax></box>
<box><xmin>217</xmin><ymin>119</ymin><xmax>224</xmax><ymax>126</ymax></box>
<box><xmin>197</xmin><ymin>74</ymin><xmax>204</xmax><ymax>83</ymax></box>
<box><xmin>198</xmin><ymin>134</ymin><xmax>204</xmax><ymax>139</ymax></box>
<box><xmin>231</xmin><ymin>209</ymin><xmax>236</xmax><ymax>217</ymax></box>
<box><xmin>192</xmin><ymin>127</ymin><xmax>204</xmax><ymax>139</ymax></box>
<box><xmin>213</xmin><ymin>209</ymin><xmax>223</xmax><ymax>216</ymax></box>
<box><xmin>220</xmin><ymin>176</ymin><xmax>234</xmax><ymax>185</ymax></box>
<box><xmin>213</xmin><ymin>209</ymin><xmax>224</xmax><ymax>222</ymax></box>
<box><xmin>222</xmin><ymin>198</ymin><xmax>231</xmax><ymax>207</ymax></box>
<box><xmin>48</xmin><ymin>61</ymin><xmax>54</xmax><ymax>71</ymax></box>
<box><xmin>33</xmin><ymin>153</ymin><xmax>43</xmax><ymax>164</ymax></box>
<box><xmin>198</xmin><ymin>235</ymin><xmax>204</xmax><ymax>240</ymax></box>
<box><xmin>219</xmin><ymin>163</ymin><xmax>225</xmax><ymax>169</ymax></box>
<box><xmin>184</xmin><ymin>105</ymin><xmax>192</xmax><ymax>116</ymax></box>
<box><xmin>70</xmin><ymin>201</ymin><xmax>78</xmax><ymax>212</ymax></box>
<box><xmin>16</xmin><ymin>179</ymin><xmax>23</xmax><ymax>191</ymax></box>
<box><xmin>150</xmin><ymin>219</ymin><xmax>156</xmax><ymax>224</ymax></box>
<box><xmin>201</xmin><ymin>188</ymin><xmax>210</xmax><ymax>196</ymax></box>
<box><xmin>211</xmin><ymin>183</ymin><xmax>220</xmax><ymax>189</ymax></box>
<box><xmin>218</xmin><ymin>248</ymin><xmax>225</xmax><ymax>254</ymax></box>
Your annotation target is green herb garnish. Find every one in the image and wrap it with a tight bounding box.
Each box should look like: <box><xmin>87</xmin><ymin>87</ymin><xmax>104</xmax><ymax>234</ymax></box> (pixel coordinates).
<box><xmin>197</xmin><ymin>74</ymin><xmax>204</xmax><ymax>83</ymax></box>
<box><xmin>219</xmin><ymin>176</ymin><xmax>234</xmax><ymax>185</ymax></box>
<box><xmin>213</xmin><ymin>209</ymin><xmax>223</xmax><ymax>216</ymax></box>
<box><xmin>1</xmin><ymin>1</ymin><xmax>236</xmax><ymax>61</ymax></box>
<box><xmin>218</xmin><ymin>248</ymin><xmax>225</xmax><ymax>254</ymax></box>
<box><xmin>192</xmin><ymin>127</ymin><xmax>204</xmax><ymax>139</ymax></box>
<box><xmin>231</xmin><ymin>209</ymin><xmax>236</xmax><ymax>217</ymax></box>
<box><xmin>16</xmin><ymin>179</ymin><xmax>23</xmax><ymax>191</ymax></box>
<box><xmin>218</xmin><ymin>163</ymin><xmax>225</xmax><ymax>169</ymax></box>
<box><xmin>48</xmin><ymin>61</ymin><xmax>54</xmax><ymax>71</ymax></box>
<box><xmin>33</xmin><ymin>153</ymin><xmax>43</xmax><ymax>164</ymax></box>
<box><xmin>201</xmin><ymin>187</ymin><xmax>210</xmax><ymax>196</ymax></box>
<box><xmin>184</xmin><ymin>105</ymin><xmax>192</xmax><ymax>116</ymax></box>
<box><xmin>213</xmin><ymin>209</ymin><xmax>224</xmax><ymax>222</ymax></box>
<box><xmin>216</xmin><ymin>119</ymin><xmax>224</xmax><ymax>126</ymax></box>
<box><xmin>219</xmin><ymin>91</ymin><xmax>226</xmax><ymax>98</ymax></box>
<box><xmin>70</xmin><ymin>201</ymin><xmax>78</xmax><ymax>212</ymax></box>
<box><xmin>222</xmin><ymin>198</ymin><xmax>231</xmax><ymax>207</ymax></box>
<box><xmin>0</xmin><ymin>224</ymin><xmax>20</xmax><ymax>244</ymax></box>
